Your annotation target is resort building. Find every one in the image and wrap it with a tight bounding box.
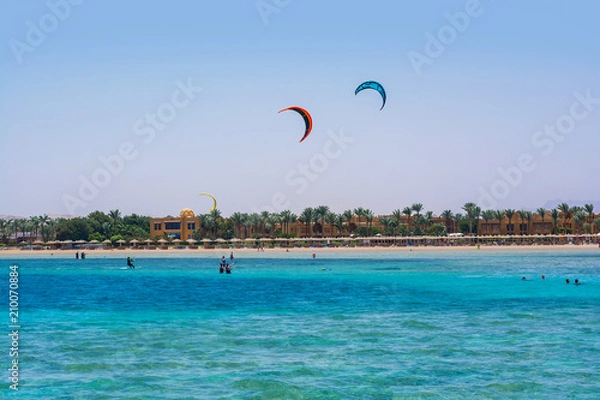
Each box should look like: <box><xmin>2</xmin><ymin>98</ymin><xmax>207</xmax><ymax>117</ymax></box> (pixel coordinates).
<box><xmin>149</xmin><ymin>208</ymin><xmax>200</xmax><ymax>240</ymax></box>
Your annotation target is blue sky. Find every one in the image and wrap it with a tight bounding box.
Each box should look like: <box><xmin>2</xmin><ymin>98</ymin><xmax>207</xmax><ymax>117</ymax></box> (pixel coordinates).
<box><xmin>1</xmin><ymin>0</ymin><xmax>599</xmax><ymax>218</ymax></box>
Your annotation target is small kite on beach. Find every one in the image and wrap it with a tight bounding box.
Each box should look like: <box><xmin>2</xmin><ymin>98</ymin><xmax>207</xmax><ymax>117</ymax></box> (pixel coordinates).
<box><xmin>355</xmin><ymin>81</ymin><xmax>386</xmax><ymax>110</ymax></box>
<box><xmin>278</xmin><ymin>106</ymin><xmax>313</xmax><ymax>143</ymax></box>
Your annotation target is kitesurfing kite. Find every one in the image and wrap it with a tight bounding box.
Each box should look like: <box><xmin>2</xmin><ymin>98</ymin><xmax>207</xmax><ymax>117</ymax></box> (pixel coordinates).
<box><xmin>278</xmin><ymin>106</ymin><xmax>313</xmax><ymax>143</ymax></box>
<box><xmin>199</xmin><ymin>192</ymin><xmax>217</xmax><ymax>213</ymax></box>
<box><xmin>355</xmin><ymin>81</ymin><xmax>386</xmax><ymax>110</ymax></box>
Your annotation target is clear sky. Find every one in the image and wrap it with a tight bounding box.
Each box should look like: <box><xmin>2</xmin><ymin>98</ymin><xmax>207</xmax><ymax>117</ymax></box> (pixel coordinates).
<box><xmin>1</xmin><ymin>0</ymin><xmax>599</xmax><ymax>218</ymax></box>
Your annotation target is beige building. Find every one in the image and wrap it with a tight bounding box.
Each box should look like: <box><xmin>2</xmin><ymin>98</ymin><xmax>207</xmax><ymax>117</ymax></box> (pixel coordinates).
<box><xmin>150</xmin><ymin>208</ymin><xmax>200</xmax><ymax>240</ymax></box>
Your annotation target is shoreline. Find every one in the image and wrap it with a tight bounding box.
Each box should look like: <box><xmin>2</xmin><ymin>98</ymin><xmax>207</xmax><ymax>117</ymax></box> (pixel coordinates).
<box><xmin>1</xmin><ymin>243</ymin><xmax>599</xmax><ymax>258</ymax></box>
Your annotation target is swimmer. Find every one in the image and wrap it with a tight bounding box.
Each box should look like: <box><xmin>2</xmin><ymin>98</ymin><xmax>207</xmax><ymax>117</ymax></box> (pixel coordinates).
<box><xmin>312</xmin><ymin>252</ymin><xmax>316</xmax><ymax>259</ymax></box>
<box><xmin>575</xmin><ymin>279</ymin><xmax>581</xmax><ymax>286</ymax></box>
<box><xmin>565</xmin><ymin>279</ymin><xmax>570</xmax><ymax>284</ymax></box>
<box><xmin>541</xmin><ymin>274</ymin><xmax>545</xmax><ymax>280</ymax></box>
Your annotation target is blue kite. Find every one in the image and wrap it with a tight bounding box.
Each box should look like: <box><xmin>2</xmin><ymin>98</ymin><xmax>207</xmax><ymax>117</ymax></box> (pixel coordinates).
<box><xmin>355</xmin><ymin>81</ymin><xmax>386</xmax><ymax>110</ymax></box>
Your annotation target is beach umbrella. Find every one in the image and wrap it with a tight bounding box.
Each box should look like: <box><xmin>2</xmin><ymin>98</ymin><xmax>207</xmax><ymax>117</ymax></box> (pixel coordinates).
<box><xmin>144</xmin><ymin>239</ymin><xmax>154</xmax><ymax>244</ymax></box>
<box><xmin>172</xmin><ymin>239</ymin><xmax>182</xmax><ymax>243</ymax></box>
<box><xmin>201</xmin><ymin>238</ymin><xmax>212</xmax><ymax>243</ymax></box>
<box><xmin>215</xmin><ymin>238</ymin><xmax>226</xmax><ymax>243</ymax></box>
<box><xmin>102</xmin><ymin>239</ymin><xmax>112</xmax><ymax>245</ymax></box>
<box><xmin>130</xmin><ymin>239</ymin><xmax>140</xmax><ymax>244</ymax></box>
<box><xmin>89</xmin><ymin>240</ymin><xmax>99</xmax><ymax>244</ymax></box>
<box><xmin>186</xmin><ymin>239</ymin><xmax>197</xmax><ymax>244</ymax></box>
<box><xmin>33</xmin><ymin>240</ymin><xmax>44</xmax><ymax>245</ymax></box>
<box><xmin>157</xmin><ymin>239</ymin><xmax>168</xmax><ymax>244</ymax></box>
<box><xmin>230</xmin><ymin>238</ymin><xmax>241</xmax><ymax>242</ymax></box>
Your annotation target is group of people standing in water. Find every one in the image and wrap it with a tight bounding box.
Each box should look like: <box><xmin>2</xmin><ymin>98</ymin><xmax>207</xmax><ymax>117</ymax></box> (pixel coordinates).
<box><xmin>220</xmin><ymin>253</ymin><xmax>234</xmax><ymax>274</ymax></box>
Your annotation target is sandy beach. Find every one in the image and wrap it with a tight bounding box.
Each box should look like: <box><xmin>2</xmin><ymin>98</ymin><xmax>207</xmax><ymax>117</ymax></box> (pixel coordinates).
<box><xmin>2</xmin><ymin>243</ymin><xmax>599</xmax><ymax>258</ymax></box>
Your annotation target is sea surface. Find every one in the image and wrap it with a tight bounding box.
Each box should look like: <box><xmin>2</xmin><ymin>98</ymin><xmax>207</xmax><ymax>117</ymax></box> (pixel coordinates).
<box><xmin>1</xmin><ymin>250</ymin><xmax>599</xmax><ymax>399</ymax></box>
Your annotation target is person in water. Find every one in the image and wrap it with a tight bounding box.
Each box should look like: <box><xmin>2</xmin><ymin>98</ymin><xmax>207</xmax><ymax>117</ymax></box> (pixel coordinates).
<box><xmin>75</xmin><ymin>252</ymin><xmax>79</xmax><ymax>259</ymax></box>
<box><xmin>225</xmin><ymin>263</ymin><xmax>231</xmax><ymax>274</ymax></box>
<box><xmin>230</xmin><ymin>252</ymin><xmax>234</xmax><ymax>261</ymax></box>
<box><xmin>81</xmin><ymin>252</ymin><xmax>86</xmax><ymax>259</ymax></box>
<box><xmin>565</xmin><ymin>279</ymin><xmax>570</xmax><ymax>284</ymax></box>
<box><xmin>127</xmin><ymin>257</ymin><xmax>135</xmax><ymax>268</ymax></box>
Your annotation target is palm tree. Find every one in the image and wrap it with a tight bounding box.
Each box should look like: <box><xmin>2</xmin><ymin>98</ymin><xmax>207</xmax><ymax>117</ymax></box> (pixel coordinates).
<box><xmin>109</xmin><ymin>209</ymin><xmax>122</xmax><ymax>235</ymax></box>
<box><xmin>314</xmin><ymin>205</ymin><xmax>330</xmax><ymax>237</ymax></box>
<box><xmin>454</xmin><ymin>213</ymin><xmax>465</xmax><ymax>234</ymax></box>
<box><xmin>402</xmin><ymin>207</ymin><xmax>413</xmax><ymax>231</ymax></box>
<box><xmin>557</xmin><ymin>203</ymin><xmax>571</xmax><ymax>231</ymax></box>
<box><xmin>334</xmin><ymin>214</ymin><xmax>345</xmax><ymax>236</ymax></box>
<box><xmin>324</xmin><ymin>212</ymin><xmax>338</xmax><ymax>237</ymax></box>
<box><xmin>494</xmin><ymin>210</ymin><xmax>505</xmax><ymax>234</ymax></box>
<box><xmin>525</xmin><ymin>211</ymin><xmax>533</xmax><ymax>235</ymax></box>
<box><xmin>0</xmin><ymin>219</ymin><xmax>11</xmax><ymax>244</ymax></box>
<box><xmin>504</xmin><ymin>209</ymin><xmax>516</xmax><ymax>235</ymax></box>
<box><xmin>481</xmin><ymin>210</ymin><xmax>495</xmax><ymax>235</ymax></box>
<box><xmin>551</xmin><ymin>209</ymin><xmax>560</xmax><ymax>234</ymax></box>
<box><xmin>288</xmin><ymin>213</ymin><xmax>298</xmax><ymax>236</ymax></box>
<box><xmin>536</xmin><ymin>208</ymin><xmax>547</xmax><ymax>233</ymax></box>
<box><xmin>411</xmin><ymin>203</ymin><xmax>424</xmax><ymax>233</ymax></box>
<box><xmin>354</xmin><ymin>207</ymin><xmax>365</xmax><ymax>233</ymax></box>
<box><xmin>299</xmin><ymin>207</ymin><xmax>314</xmax><ymax>237</ymax></box>
<box><xmin>342</xmin><ymin>210</ymin><xmax>354</xmax><ymax>234</ymax></box>
<box><xmin>208</xmin><ymin>209</ymin><xmax>223</xmax><ymax>237</ymax></box>
<box><xmin>388</xmin><ymin>219</ymin><xmax>398</xmax><ymax>236</ymax></box>
<box><xmin>37</xmin><ymin>215</ymin><xmax>50</xmax><ymax>242</ymax></box>
<box><xmin>440</xmin><ymin>210</ymin><xmax>454</xmax><ymax>234</ymax></box>
<box><xmin>462</xmin><ymin>202</ymin><xmax>480</xmax><ymax>235</ymax></box>
<box><xmin>573</xmin><ymin>211</ymin><xmax>587</xmax><ymax>234</ymax></box>
<box><xmin>517</xmin><ymin>210</ymin><xmax>528</xmax><ymax>234</ymax></box>
<box><xmin>392</xmin><ymin>209</ymin><xmax>403</xmax><ymax>226</ymax></box>
<box><xmin>584</xmin><ymin>204</ymin><xmax>595</xmax><ymax>233</ymax></box>
<box><xmin>29</xmin><ymin>216</ymin><xmax>40</xmax><ymax>242</ymax></box>
<box><xmin>411</xmin><ymin>203</ymin><xmax>423</xmax><ymax>217</ymax></box>
<box><xmin>230</xmin><ymin>212</ymin><xmax>247</xmax><ymax>238</ymax></box>
<box><xmin>364</xmin><ymin>209</ymin><xmax>375</xmax><ymax>234</ymax></box>
<box><xmin>379</xmin><ymin>216</ymin><xmax>392</xmax><ymax>235</ymax></box>
<box><xmin>423</xmin><ymin>211</ymin><xmax>433</xmax><ymax>232</ymax></box>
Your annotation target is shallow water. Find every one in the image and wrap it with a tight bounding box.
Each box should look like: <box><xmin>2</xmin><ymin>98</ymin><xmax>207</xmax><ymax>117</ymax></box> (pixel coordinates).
<box><xmin>1</xmin><ymin>251</ymin><xmax>599</xmax><ymax>398</ymax></box>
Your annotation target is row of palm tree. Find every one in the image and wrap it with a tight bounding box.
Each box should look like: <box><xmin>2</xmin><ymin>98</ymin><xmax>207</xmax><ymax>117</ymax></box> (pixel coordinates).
<box><xmin>0</xmin><ymin>209</ymin><xmax>150</xmax><ymax>244</ymax></box>
<box><xmin>2</xmin><ymin>203</ymin><xmax>599</xmax><ymax>243</ymax></box>
<box><xmin>191</xmin><ymin>202</ymin><xmax>599</xmax><ymax>239</ymax></box>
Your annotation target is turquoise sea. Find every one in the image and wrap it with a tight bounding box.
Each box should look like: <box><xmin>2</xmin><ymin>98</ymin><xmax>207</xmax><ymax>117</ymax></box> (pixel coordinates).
<box><xmin>1</xmin><ymin>249</ymin><xmax>599</xmax><ymax>399</ymax></box>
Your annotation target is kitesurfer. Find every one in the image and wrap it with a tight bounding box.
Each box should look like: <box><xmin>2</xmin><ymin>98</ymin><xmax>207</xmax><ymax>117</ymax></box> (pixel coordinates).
<box><xmin>127</xmin><ymin>257</ymin><xmax>135</xmax><ymax>268</ymax></box>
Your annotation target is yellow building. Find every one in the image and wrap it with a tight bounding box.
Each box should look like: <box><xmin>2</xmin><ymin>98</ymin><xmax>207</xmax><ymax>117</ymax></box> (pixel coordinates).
<box><xmin>150</xmin><ymin>208</ymin><xmax>200</xmax><ymax>240</ymax></box>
